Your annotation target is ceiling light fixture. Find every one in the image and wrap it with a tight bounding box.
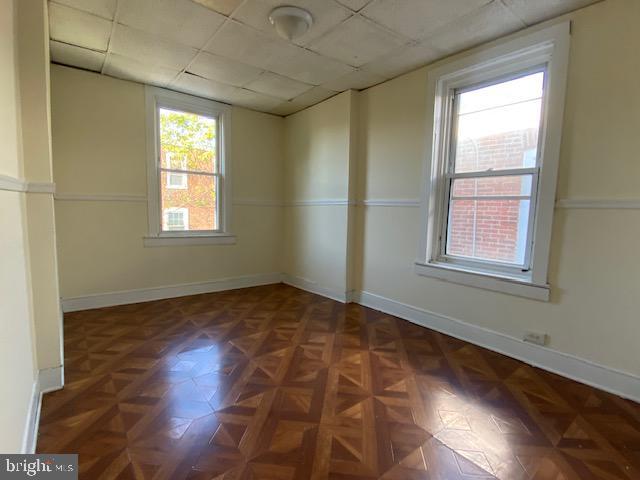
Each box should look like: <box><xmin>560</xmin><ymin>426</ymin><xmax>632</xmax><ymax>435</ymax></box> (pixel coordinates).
<box><xmin>268</xmin><ymin>6</ymin><xmax>313</xmax><ymax>41</ymax></box>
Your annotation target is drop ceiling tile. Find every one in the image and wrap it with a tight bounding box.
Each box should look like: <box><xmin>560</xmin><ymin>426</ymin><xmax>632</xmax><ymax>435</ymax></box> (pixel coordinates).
<box><xmin>361</xmin><ymin>0</ymin><xmax>491</xmax><ymax>40</ymax></box>
<box><xmin>308</xmin><ymin>15</ymin><xmax>407</xmax><ymax>67</ymax></box>
<box><xmin>267</xmin><ymin>47</ymin><xmax>356</xmax><ymax>85</ymax></box>
<box><xmin>103</xmin><ymin>53</ymin><xmax>180</xmax><ymax>86</ymax></box>
<box><xmin>334</xmin><ymin>0</ymin><xmax>374</xmax><ymax>12</ymax></box>
<box><xmin>426</xmin><ymin>1</ymin><xmax>526</xmax><ymax>56</ymax></box>
<box><xmin>50</xmin><ymin>41</ymin><xmax>106</xmax><ymax>71</ymax></box>
<box><xmin>360</xmin><ymin>40</ymin><xmax>441</xmax><ymax>78</ymax></box>
<box><xmin>174</xmin><ymin>73</ymin><xmax>238</xmax><ymax>100</ymax></box>
<box><xmin>227</xmin><ymin>88</ymin><xmax>283</xmax><ymax>111</ymax></box>
<box><xmin>49</xmin><ymin>3</ymin><xmax>112</xmax><ymax>51</ymax></box>
<box><xmin>321</xmin><ymin>69</ymin><xmax>385</xmax><ymax>92</ymax></box>
<box><xmin>503</xmin><ymin>0</ymin><xmax>598</xmax><ymax>25</ymax></box>
<box><xmin>188</xmin><ymin>52</ymin><xmax>263</xmax><ymax>87</ymax></box>
<box><xmin>206</xmin><ymin>20</ymin><xmax>300</xmax><ymax>71</ymax></box>
<box><xmin>110</xmin><ymin>24</ymin><xmax>198</xmax><ymax>71</ymax></box>
<box><xmin>118</xmin><ymin>0</ymin><xmax>226</xmax><ymax>49</ymax></box>
<box><xmin>232</xmin><ymin>0</ymin><xmax>352</xmax><ymax>46</ymax></box>
<box><xmin>270</xmin><ymin>86</ymin><xmax>338</xmax><ymax>115</ymax></box>
<box><xmin>51</xmin><ymin>0</ymin><xmax>117</xmax><ymax>20</ymax></box>
<box><xmin>245</xmin><ymin>72</ymin><xmax>313</xmax><ymax>100</ymax></box>
<box><xmin>270</xmin><ymin>101</ymin><xmax>301</xmax><ymax>116</ymax></box>
<box><xmin>190</xmin><ymin>0</ymin><xmax>244</xmax><ymax>16</ymax></box>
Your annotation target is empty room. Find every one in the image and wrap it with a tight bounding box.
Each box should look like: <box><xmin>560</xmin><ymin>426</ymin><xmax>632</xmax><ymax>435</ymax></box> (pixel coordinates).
<box><xmin>2</xmin><ymin>0</ymin><xmax>639</xmax><ymax>478</ymax></box>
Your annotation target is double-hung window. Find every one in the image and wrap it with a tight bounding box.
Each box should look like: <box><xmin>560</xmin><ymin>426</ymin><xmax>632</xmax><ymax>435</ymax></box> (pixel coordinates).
<box><xmin>144</xmin><ymin>87</ymin><xmax>234</xmax><ymax>246</ymax></box>
<box><xmin>416</xmin><ymin>23</ymin><xmax>570</xmax><ymax>301</ymax></box>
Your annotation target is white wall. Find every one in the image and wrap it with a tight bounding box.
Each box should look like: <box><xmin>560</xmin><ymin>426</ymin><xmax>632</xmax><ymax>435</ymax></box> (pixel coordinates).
<box><xmin>0</xmin><ymin>0</ymin><xmax>39</xmax><ymax>453</ymax></box>
<box><xmin>51</xmin><ymin>65</ymin><xmax>284</xmax><ymax>300</ymax></box>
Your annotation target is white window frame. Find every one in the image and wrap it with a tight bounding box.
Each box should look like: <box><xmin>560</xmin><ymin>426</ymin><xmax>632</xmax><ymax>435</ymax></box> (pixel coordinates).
<box><xmin>163</xmin><ymin>207</ymin><xmax>189</xmax><ymax>231</ymax></box>
<box><xmin>165</xmin><ymin>152</ymin><xmax>188</xmax><ymax>190</ymax></box>
<box><xmin>144</xmin><ymin>86</ymin><xmax>235</xmax><ymax>247</ymax></box>
<box><xmin>415</xmin><ymin>23</ymin><xmax>571</xmax><ymax>301</ymax></box>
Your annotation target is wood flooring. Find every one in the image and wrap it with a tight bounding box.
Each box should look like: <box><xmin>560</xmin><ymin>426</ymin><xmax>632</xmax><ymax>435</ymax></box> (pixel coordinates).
<box><xmin>37</xmin><ymin>284</ymin><xmax>640</xmax><ymax>479</ymax></box>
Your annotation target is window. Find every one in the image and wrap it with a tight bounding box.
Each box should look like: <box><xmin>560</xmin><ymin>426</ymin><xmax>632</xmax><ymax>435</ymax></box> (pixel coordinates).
<box><xmin>163</xmin><ymin>207</ymin><xmax>188</xmax><ymax>231</ymax></box>
<box><xmin>416</xmin><ymin>23</ymin><xmax>570</xmax><ymax>301</ymax></box>
<box><xmin>165</xmin><ymin>153</ymin><xmax>188</xmax><ymax>190</ymax></box>
<box><xmin>144</xmin><ymin>87</ymin><xmax>234</xmax><ymax>246</ymax></box>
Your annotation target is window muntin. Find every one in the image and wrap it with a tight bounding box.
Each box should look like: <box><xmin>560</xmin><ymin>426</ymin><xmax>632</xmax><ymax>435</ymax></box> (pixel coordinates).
<box><xmin>165</xmin><ymin>152</ymin><xmax>188</xmax><ymax>189</ymax></box>
<box><xmin>440</xmin><ymin>70</ymin><xmax>545</xmax><ymax>272</ymax></box>
<box><xmin>158</xmin><ymin>107</ymin><xmax>219</xmax><ymax>233</ymax></box>
<box><xmin>163</xmin><ymin>207</ymin><xmax>188</xmax><ymax>231</ymax></box>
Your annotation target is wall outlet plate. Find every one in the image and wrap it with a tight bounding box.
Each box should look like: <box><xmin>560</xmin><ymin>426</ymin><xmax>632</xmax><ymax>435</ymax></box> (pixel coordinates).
<box><xmin>523</xmin><ymin>331</ymin><xmax>549</xmax><ymax>346</ymax></box>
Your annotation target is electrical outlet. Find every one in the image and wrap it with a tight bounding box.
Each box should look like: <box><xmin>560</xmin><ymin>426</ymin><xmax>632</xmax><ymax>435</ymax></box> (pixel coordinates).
<box><xmin>523</xmin><ymin>331</ymin><xmax>549</xmax><ymax>346</ymax></box>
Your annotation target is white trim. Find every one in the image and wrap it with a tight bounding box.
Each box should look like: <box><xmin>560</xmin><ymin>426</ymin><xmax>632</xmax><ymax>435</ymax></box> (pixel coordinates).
<box><xmin>0</xmin><ymin>174</ymin><xmax>25</xmax><ymax>192</ymax></box>
<box><xmin>22</xmin><ymin>379</ymin><xmax>40</xmax><ymax>454</ymax></box>
<box><xmin>556</xmin><ymin>198</ymin><xmax>640</xmax><ymax>210</ymax></box>
<box><xmin>25</xmin><ymin>182</ymin><xmax>56</xmax><ymax>194</ymax></box>
<box><xmin>418</xmin><ymin>22</ymin><xmax>571</xmax><ymax>293</ymax></box>
<box><xmin>22</xmin><ymin>367</ymin><xmax>64</xmax><ymax>454</ymax></box>
<box><xmin>282</xmin><ymin>274</ymin><xmax>351</xmax><ymax>303</ymax></box>
<box><xmin>54</xmin><ymin>193</ymin><xmax>147</xmax><ymax>202</ymax></box>
<box><xmin>0</xmin><ymin>174</ymin><xmax>55</xmax><ymax>194</ymax></box>
<box><xmin>286</xmin><ymin>199</ymin><xmax>354</xmax><ymax>206</ymax></box>
<box><xmin>60</xmin><ymin>273</ymin><xmax>282</xmax><ymax>312</ymax></box>
<box><xmin>354</xmin><ymin>290</ymin><xmax>640</xmax><ymax>403</ymax></box>
<box><xmin>39</xmin><ymin>366</ymin><xmax>64</xmax><ymax>394</ymax></box>
<box><xmin>233</xmin><ymin>198</ymin><xmax>284</xmax><ymax>207</ymax></box>
<box><xmin>143</xmin><ymin>234</ymin><xmax>236</xmax><ymax>247</ymax></box>
<box><xmin>414</xmin><ymin>262</ymin><xmax>549</xmax><ymax>301</ymax></box>
<box><xmin>360</xmin><ymin>199</ymin><xmax>421</xmax><ymax>207</ymax></box>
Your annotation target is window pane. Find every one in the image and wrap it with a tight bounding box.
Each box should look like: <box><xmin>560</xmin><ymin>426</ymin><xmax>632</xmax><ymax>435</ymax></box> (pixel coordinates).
<box><xmin>161</xmin><ymin>172</ymin><xmax>217</xmax><ymax>231</ymax></box>
<box><xmin>454</xmin><ymin>72</ymin><xmax>544</xmax><ymax>173</ymax></box>
<box><xmin>447</xmin><ymin>199</ymin><xmax>531</xmax><ymax>265</ymax></box>
<box><xmin>451</xmin><ymin>175</ymin><xmax>533</xmax><ymax>198</ymax></box>
<box><xmin>159</xmin><ymin>108</ymin><xmax>217</xmax><ymax>173</ymax></box>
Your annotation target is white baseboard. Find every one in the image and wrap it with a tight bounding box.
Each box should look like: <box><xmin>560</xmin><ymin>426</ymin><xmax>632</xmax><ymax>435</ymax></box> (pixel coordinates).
<box><xmin>282</xmin><ymin>274</ymin><xmax>350</xmax><ymax>303</ymax></box>
<box><xmin>354</xmin><ymin>290</ymin><xmax>640</xmax><ymax>403</ymax></box>
<box><xmin>22</xmin><ymin>379</ymin><xmax>40</xmax><ymax>454</ymax></box>
<box><xmin>39</xmin><ymin>366</ymin><xmax>64</xmax><ymax>394</ymax></box>
<box><xmin>61</xmin><ymin>273</ymin><xmax>283</xmax><ymax>312</ymax></box>
<box><xmin>22</xmin><ymin>366</ymin><xmax>65</xmax><ymax>453</ymax></box>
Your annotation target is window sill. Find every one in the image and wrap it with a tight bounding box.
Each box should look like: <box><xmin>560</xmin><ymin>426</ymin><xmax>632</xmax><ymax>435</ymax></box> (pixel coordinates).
<box><xmin>143</xmin><ymin>234</ymin><xmax>236</xmax><ymax>247</ymax></box>
<box><xmin>414</xmin><ymin>261</ymin><xmax>549</xmax><ymax>301</ymax></box>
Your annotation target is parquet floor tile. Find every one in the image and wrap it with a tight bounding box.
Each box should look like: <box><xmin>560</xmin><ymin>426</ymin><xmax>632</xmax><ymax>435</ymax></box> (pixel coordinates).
<box><xmin>37</xmin><ymin>284</ymin><xmax>640</xmax><ymax>479</ymax></box>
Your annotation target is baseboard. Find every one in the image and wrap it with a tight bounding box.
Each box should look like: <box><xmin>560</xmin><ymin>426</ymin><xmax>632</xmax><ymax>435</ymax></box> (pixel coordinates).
<box><xmin>354</xmin><ymin>290</ymin><xmax>640</xmax><ymax>403</ymax></box>
<box><xmin>282</xmin><ymin>274</ymin><xmax>350</xmax><ymax>303</ymax></box>
<box><xmin>21</xmin><ymin>366</ymin><xmax>64</xmax><ymax>454</ymax></box>
<box><xmin>22</xmin><ymin>379</ymin><xmax>41</xmax><ymax>454</ymax></box>
<box><xmin>61</xmin><ymin>273</ymin><xmax>283</xmax><ymax>312</ymax></box>
<box><xmin>39</xmin><ymin>366</ymin><xmax>64</xmax><ymax>394</ymax></box>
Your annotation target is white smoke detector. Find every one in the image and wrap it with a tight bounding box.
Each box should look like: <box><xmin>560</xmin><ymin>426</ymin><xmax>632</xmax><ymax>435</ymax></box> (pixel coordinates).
<box><xmin>268</xmin><ymin>6</ymin><xmax>313</xmax><ymax>41</ymax></box>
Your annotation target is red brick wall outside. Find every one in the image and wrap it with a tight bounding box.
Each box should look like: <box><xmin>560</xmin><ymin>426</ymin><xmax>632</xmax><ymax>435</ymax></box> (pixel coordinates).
<box><xmin>447</xmin><ymin>128</ymin><xmax>538</xmax><ymax>263</ymax></box>
<box><xmin>160</xmin><ymin>148</ymin><xmax>217</xmax><ymax>231</ymax></box>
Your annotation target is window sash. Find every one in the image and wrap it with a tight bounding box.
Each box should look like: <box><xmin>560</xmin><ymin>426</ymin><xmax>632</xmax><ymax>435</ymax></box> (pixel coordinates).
<box><xmin>438</xmin><ymin>172</ymin><xmax>539</xmax><ymax>272</ymax></box>
<box><xmin>437</xmin><ymin>68</ymin><xmax>546</xmax><ymax>272</ymax></box>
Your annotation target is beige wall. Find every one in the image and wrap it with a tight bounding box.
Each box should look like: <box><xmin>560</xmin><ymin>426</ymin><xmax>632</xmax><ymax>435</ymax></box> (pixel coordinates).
<box><xmin>18</xmin><ymin>0</ymin><xmax>63</xmax><ymax>373</ymax></box>
<box><xmin>283</xmin><ymin>91</ymin><xmax>356</xmax><ymax>295</ymax></box>
<box><xmin>52</xmin><ymin>65</ymin><xmax>284</xmax><ymax>298</ymax></box>
<box><xmin>355</xmin><ymin>0</ymin><xmax>640</xmax><ymax>376</ymax></box>
<box><xmin>0</xmin><ymin>0</ymin><xmax>38</xmax><ymax>453</ymax></box>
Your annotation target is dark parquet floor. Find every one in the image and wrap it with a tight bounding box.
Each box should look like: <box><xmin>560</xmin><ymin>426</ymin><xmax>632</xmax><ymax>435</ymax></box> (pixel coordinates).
<box><xmin>37</xmin><ymin>284</ymin><xmax>640</xmax><ymax>479</ymax></box>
